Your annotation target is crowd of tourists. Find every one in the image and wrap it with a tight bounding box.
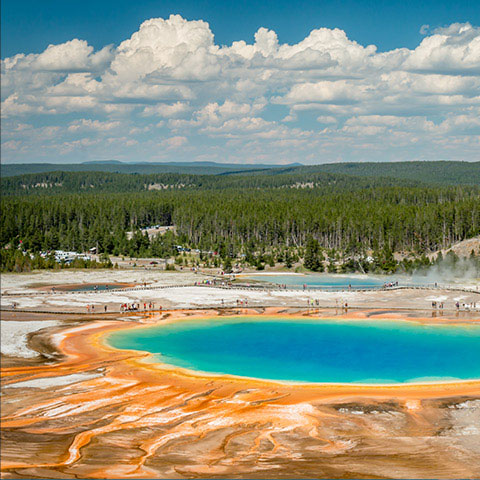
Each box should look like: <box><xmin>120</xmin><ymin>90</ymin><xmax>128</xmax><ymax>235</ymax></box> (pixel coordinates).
<box><xmin>383</xmin><ymin>281</ymin><xmax>399</xmax><ymax>288</ymax></box>
<box><xmin>120</xmin><ymin>302</ymin><xmax>160</xmax><ymax>312</ymax></box>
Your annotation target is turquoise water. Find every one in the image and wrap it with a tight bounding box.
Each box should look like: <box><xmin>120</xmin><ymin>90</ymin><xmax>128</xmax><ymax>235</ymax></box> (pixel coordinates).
<box><xmin>241</xmin><ymin>274</ymin><xmax>407</xmax><ymax>289</ymax></box>
<box><xmin>107</xmin><ymin>317</ymin><xmax>480</xmax><ymax>384</ymax></box>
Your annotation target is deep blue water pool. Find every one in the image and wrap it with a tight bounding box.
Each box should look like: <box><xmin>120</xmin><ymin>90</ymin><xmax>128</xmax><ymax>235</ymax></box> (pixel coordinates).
<box><xmin>107</xmin><ymin>317</ymin><xmax>480</xmax><ymax>384</ymax></box>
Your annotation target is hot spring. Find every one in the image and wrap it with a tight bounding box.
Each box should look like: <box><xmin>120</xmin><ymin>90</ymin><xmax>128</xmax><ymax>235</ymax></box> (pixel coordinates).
<box><xmin>53</xmin><ymin>283</ymin><xmax>135</xmax><ymax>292</ymax></box>
<box><xmin>239</xmin><ymin>274</ymin><xmax>428</xmax><ymax>290</ymax></box>
<box><xmin>107</xmin><ymin>317</ymin><xmax>480</xmax><ymax>384</ymax></box>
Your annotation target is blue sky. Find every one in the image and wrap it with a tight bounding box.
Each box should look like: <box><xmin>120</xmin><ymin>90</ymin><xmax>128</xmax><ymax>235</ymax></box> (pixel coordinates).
<box><xmin>2</xmin><ymin>0</ymin><xmax>480</xmax><ymax>164</ymax></box>
<box><xmin>3</xmin><ymin>0</ymin><xmax>480</xmax><ymax>56</ymax></box>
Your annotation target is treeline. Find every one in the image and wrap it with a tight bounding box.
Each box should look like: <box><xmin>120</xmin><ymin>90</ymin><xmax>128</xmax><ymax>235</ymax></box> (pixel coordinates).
<box><xmin>2</xmin><ymin>186</ymin><xmax>478</xmax><ymax>272</ymax></box>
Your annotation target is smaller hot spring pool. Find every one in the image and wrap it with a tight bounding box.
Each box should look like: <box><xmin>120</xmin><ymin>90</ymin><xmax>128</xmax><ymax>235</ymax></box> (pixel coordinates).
<box><xmin>53</xmin><ymin>283</ymin><xmax>135</xmax><ymax>292</ymax></box>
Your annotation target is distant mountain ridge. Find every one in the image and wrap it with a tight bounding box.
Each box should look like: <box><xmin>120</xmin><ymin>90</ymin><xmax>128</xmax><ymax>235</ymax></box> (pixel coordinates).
<box><xmin>81</xmin><ymin>160</ymin><xmax>123</xmax><ymax>164</ymax></box>
<box><xmin>0</xmin><ymin>161</ymin><xmax>303</xmax><ymax>177</ymax></box>
<box><xmin>84</xmin><ymin>160</ymin><xmax>304</xmax><ymax>167</ymax></box>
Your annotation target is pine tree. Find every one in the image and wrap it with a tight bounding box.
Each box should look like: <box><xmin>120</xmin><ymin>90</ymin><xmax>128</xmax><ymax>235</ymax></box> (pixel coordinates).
<box><xmin>304</xmin><ymin>237</ymin><xmax>322</xmax><ymax>271</ymax></box>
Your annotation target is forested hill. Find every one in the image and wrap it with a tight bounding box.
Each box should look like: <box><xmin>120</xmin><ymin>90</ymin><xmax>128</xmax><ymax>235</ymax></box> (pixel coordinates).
<box><xmin>1</xmin><ymin>170</ymin><xmax>425</xmax><ymax>195</ymax></box>
<box><xmin>0</xmin><ymin>161</ymin><xmax>480</xmax><ymax>185</ymax></box>
<box><xmin>2</xmin><ymin>160</ymin><xmax>478</xmax><ymax>186</ymax></box>
<box><xmin>227</xmin><ymin>161</ymin><xmax>480</xmax><ymax>186</ymax></box>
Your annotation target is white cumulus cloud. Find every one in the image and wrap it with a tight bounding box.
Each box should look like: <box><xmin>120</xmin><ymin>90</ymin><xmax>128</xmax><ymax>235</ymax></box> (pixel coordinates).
<box><xmin>2</xmin><ymin>15</ymin><xmax>480</xmax><ymax>163</ymax></box>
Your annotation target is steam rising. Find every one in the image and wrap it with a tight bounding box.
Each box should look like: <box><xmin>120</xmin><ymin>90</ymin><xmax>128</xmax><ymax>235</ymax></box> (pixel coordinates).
<box><xmin>412</xmin><ymin>251</ymin><xmax>480</xmax><ymax>284</ymax></box>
